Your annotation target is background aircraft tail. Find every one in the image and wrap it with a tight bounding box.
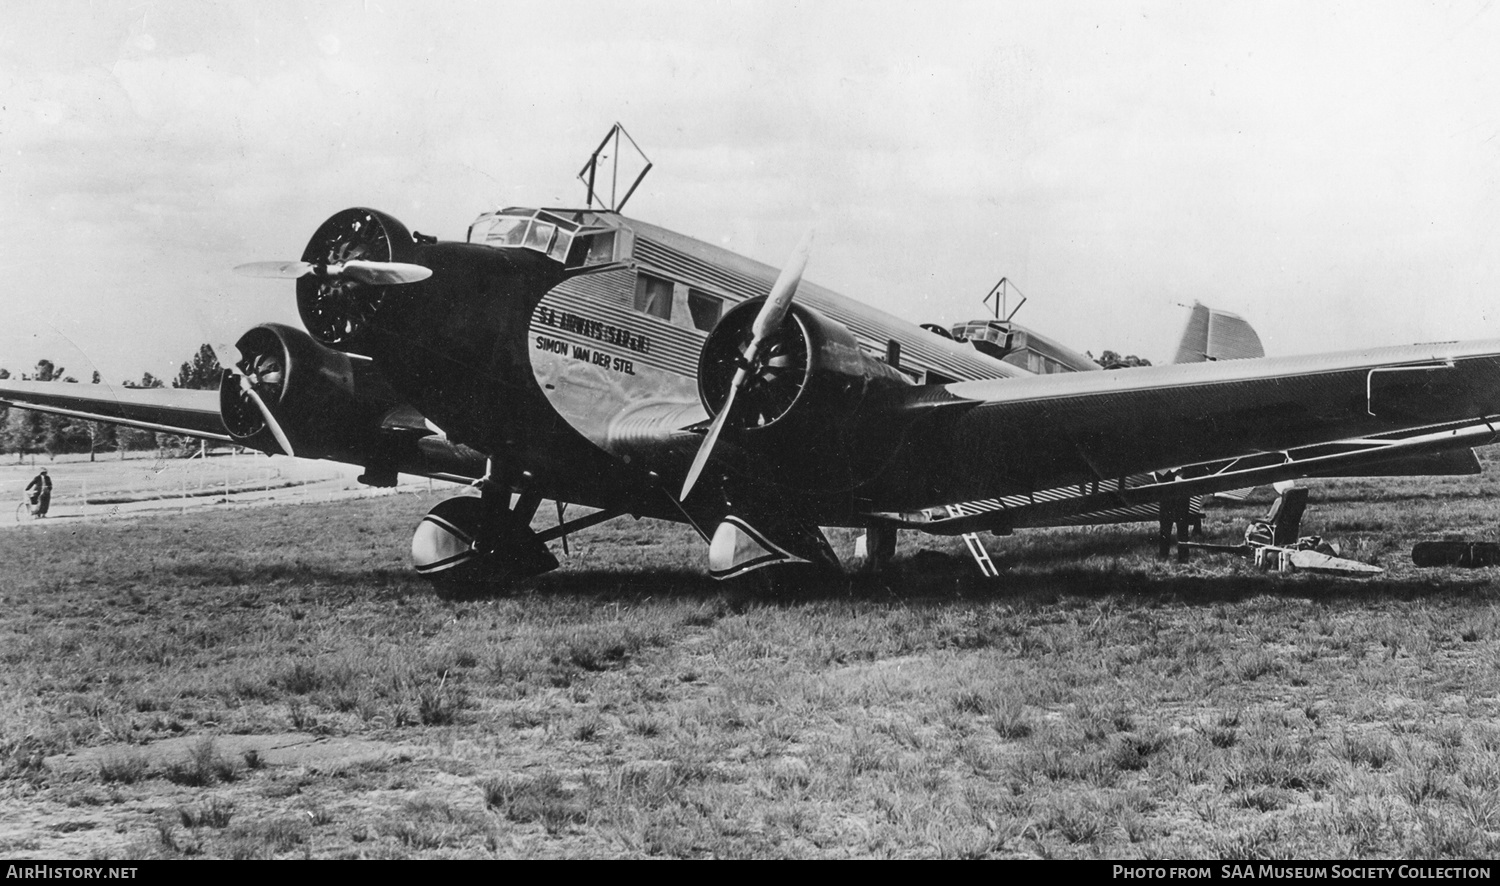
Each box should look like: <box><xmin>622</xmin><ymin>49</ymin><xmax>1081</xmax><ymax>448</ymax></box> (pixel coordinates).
<box><xmin>1173</xmin><ymin>301</ymin><xmax>1265</xmax><ymax>363</ymax></box>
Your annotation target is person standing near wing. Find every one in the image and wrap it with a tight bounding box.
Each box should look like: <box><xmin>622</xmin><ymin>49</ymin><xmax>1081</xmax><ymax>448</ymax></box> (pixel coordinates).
<box><xmin>25</xmin><ymin>468</ymin><xmax>51</xmax><ymax>518</ymax></box>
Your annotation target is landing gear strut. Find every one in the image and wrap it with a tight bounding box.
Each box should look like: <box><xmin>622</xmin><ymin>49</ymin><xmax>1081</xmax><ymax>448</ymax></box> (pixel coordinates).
<box><xmin>1158</xmin><ymin>498</ymin><xmax>1193</xmax><ymax>563</ymax></box>
<box><xmin>855</xmin><ymin>526</ymin><xmax>898</xmax><ymax>573</ymax></box>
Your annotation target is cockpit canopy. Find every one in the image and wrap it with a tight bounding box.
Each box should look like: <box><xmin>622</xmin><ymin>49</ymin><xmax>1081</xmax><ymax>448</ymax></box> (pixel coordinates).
<box><xmin>468</xmin><ymin>208</ymin><xmax>630</xmax><ymax>271</ymax></box>
<box><xmin>949</xmin><ymin>319</ymin><xmax>1101</xmax><ymax>374</ymax></box>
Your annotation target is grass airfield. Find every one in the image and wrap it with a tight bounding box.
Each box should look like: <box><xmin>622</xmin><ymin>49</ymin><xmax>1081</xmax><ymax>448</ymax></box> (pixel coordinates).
<box><xmin>1</xmin><ymin>453</ymin><xmax>1499</xmax><ymax>858</ymax></box>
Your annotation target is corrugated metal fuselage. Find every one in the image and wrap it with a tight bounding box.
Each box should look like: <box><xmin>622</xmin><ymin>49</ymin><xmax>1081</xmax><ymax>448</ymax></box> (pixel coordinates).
<box><xmin>358</xmin><ymin>211</ymin><xmax>1020</xmax><ymax>523</ymax></box>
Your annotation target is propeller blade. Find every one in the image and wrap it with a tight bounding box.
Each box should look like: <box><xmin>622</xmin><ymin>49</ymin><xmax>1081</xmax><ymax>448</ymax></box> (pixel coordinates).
<box><xmin>680</xmin><ymin>372</ymin><xmax>743</xmax><ymax>500</ymax></box>
<box><xmin>238</xmin><ymin>375</ymin><xmax>297</xmax><ymax>458</ymax></box>
<box><xmin>679</xmin><ymin>228</ymin><xmax>813</xmax><ymax>501</ymax></box>
<box><xmin>337</xmin><ymin>260</ymin><xmax>433</xmax><ymax>285</ymax></box>
<box><xmin>208</xmin><ymin>341</ymin><xmax>296</xmax><ymax>458</ymax></box>
<box><xmin>749</xmin><ymin>230</ymin><xmax>813</xmax><ymax>344</ymax></box>
<box><xmin>234</xmin><ymin>261</ymin><xmax>315</xmax><ymax>279</ymax></box>
<box><xmin>233</xmin><ymin>259</ymin><xmax>432</xmax><ymax>286</ymax></box>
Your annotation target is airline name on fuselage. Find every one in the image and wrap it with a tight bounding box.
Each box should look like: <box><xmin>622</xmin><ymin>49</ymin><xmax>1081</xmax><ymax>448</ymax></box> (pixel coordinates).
<box><xmin>533</xmin><ymin>306</ymin><xmax>650</xmax><ymax>355</ymax></box>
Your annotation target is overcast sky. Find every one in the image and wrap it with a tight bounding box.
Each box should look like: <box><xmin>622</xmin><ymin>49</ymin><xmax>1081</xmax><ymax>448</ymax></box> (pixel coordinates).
<box><xmin>3</xmin><ymin>0</ymin><xmax>1500</xmax><ymax>383</ymax></box>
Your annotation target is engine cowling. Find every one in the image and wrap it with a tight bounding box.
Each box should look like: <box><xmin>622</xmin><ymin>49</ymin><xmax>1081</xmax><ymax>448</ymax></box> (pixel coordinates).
<box><xmin>697</xmin><ymin>299</ymin><xmax>912</xmax><ymax>489</ymax></box>
<box><xmin>219</xmin><ymin>323</ymin><xmax>405</xmax><ymax>460</ymax></box>
<box><xmin>296</xmin><ymin>208</ymin><xmax>419</xmax><ymax>353</ymax></box>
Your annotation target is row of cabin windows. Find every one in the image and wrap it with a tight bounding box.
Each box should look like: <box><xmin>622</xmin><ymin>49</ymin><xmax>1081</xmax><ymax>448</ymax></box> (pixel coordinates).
<box><xmin>1006</xmin><ymin>350</ymin><xmax>1069</xmax><ymax>374</ymax></box>
<box><xmin>634</xmin><ymin>272</ymin><xmax>724</xmax><ymax>333</ymax></box>
<box><xmin>638</xmin><ymin>272</ymin><xmax>959</xmax><ymax>385</ymax></box>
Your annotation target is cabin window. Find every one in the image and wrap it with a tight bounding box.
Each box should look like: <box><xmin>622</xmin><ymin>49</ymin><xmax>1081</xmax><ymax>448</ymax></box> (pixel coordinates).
<box><xmin>687</xmin><ymin>289</ymin><xmax>722</xmax><ymax>332</ymax></box>
<box><xmin>634</xmin><ymin>273</ymin><xmax>674</xmax><ymax>321</ymax></box>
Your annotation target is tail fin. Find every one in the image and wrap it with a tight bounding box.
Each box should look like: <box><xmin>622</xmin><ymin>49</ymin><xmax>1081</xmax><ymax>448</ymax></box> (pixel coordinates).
<box><xmin>1173</xmin><ymin>302</ymin><xmax>1264</xmax><ymax>363</ymax></box>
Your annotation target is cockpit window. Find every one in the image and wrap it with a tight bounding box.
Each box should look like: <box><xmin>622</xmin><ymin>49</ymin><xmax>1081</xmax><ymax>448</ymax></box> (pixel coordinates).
<box><xmin>524</xmin><ymin>221</ymin><xmax>556</xmax><ymax>254</ymax></box>
<box><xmin>469</xmin><ymin>208</ymin><xmax>625</xmax><ymax>271</ymax></box>
<box><xmin>547</xmin><ymin>229</ymin><xmax>574</xmax><ymax>263</ymax></box>
<box><xmin>486</xmin><ymin>216</ymin><xmax>529</xmax><ymax>247</ymax></box>
<box><xmin>577</xmin><ymin>230</ymin><xmax>616</xmax><ymax>266</ymax></box>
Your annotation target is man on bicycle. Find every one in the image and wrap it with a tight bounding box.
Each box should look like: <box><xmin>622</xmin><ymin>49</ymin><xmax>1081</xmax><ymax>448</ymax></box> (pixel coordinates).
<box><xmin>25</xmin><ymin>468</ymin><xmax>51</xmax><ymax>518</ymax></box>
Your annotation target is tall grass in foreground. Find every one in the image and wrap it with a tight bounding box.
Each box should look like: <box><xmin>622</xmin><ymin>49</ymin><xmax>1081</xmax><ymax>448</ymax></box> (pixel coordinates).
<box><xmin>1</xmin><ymin>465</ymin><xmax>1499</xmax><ymax>857</ymax></box>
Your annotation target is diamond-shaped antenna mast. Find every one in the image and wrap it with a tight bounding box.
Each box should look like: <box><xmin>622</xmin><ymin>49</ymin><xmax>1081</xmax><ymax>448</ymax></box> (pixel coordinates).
<box><xmin>578</xmin><ymin>123</ymin><xmax>653</xmax><ymax>212</ymax></box>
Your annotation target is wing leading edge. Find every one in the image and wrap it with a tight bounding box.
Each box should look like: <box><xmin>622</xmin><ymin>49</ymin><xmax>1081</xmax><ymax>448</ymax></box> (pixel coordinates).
<box><xmin>0</xmin><ymin>380</ymin><xmax>231</xmax><ymax>442</ymax></box>
<box><xmin>905</xmin><ymin>339</ymin><xmax>1500</xmax><ymax>511</ymax></box>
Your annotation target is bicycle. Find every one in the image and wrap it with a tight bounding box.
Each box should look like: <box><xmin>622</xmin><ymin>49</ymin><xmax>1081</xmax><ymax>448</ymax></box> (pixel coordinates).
<box><xmin>15</xmin><ymin>496</ymin><xmax>39</xmax><ymax>523</ymax></box>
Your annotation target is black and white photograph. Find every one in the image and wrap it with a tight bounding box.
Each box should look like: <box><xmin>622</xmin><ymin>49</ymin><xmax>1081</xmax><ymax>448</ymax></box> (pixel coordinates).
<box><xmin>3</xmin><ymin>0</ymin><xmax>1500</xmax><ymax>862</ymax></box>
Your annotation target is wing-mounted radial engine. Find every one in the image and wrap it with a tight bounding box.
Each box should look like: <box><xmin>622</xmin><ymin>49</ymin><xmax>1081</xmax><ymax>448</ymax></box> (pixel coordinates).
<box><xmin>695</xmin><ymin>298</ymin><xmax>913</xmax><ymax>491</ymax></box>
<box><xmin>218</xmin><ymin>323</ymin><xmax>408</xmax><ymax>460</ymax></box>
<box><xmin>677</xmin><ymin>234</ymin><xmax>925</xmax><ymax>582</ymax></box>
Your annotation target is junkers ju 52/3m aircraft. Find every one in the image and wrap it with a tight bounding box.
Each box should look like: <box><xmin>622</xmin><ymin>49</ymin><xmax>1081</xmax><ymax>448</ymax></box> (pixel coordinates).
<box><xmin>3</xmin><ymin>133</ymin><xmax>1498</xmax><ymax>592</ymax></box>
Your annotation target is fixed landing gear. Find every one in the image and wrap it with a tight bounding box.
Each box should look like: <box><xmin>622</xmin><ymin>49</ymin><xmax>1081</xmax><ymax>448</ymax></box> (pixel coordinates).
<box><xmin>410</xmin><ymin>482</ymin><xmax>631</xmax><ymax>598</ymax></box>
<box><xmin>411</xmin><ymin>494</ymin><xmax>559</xmax><ymax>598</ymax></box>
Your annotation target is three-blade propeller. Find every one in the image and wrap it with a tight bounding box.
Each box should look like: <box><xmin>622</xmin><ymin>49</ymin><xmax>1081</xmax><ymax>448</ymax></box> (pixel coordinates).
<box><xmin>680</xmin><ymin>231</ymin><xmax>813</xmax><ymax>500</ymax></box>
<box><xmin>209</xmin><ymin>341</ymin><xmax>296</xmax><ymax>458</ymax></box>
<box><xmin>233</xmin><ymin>260</ymin><xmax>432</xmax><ymax>286</ymax></box>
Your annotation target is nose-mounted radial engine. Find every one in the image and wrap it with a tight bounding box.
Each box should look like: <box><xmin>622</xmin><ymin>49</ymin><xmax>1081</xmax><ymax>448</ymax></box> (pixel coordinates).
<box><xmin>237</xmin><ymin>206</ymin><xmax>584</xmax><ymax>594</ymax></box>
<box><xmin>236</xmin><ymin>207</ymin><xmax>434</xmax><ymax>355</ymax></box>
<box><xmin>296</xmin><ymin>208</ymin><xmax>423</xmax><ymax>351</ymax></box>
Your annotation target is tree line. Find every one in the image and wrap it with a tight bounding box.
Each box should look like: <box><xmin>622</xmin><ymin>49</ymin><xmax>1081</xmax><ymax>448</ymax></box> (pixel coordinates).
<box><xmin>1092</xmin><ymin>350</ymin><xmax>1153</xmax><ymax>370</ymax></box>
<box><xmin>0</xmin><ymin>345</ymin><xmax>222</xmax><ymax>462</ymax></box>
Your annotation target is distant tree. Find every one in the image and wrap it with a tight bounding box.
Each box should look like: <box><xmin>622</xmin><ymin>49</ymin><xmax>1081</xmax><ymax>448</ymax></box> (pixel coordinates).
<box><xmin>165</xmin><ymin>345</ymin><xmax>222</xmax><ymax>457</ymax></box>
<box><xmin>116</xmin><ymin>372</ymin><xmax>167</xmax><ymax>455</ymax></box>
<box><xmin>173</xmin><ymin>344</ymin><xmax>222</xmax><ymax>391</ymax></box>
<box><xmin>1</xmin><ymin>410</ymin><xmax>36</xmax><ymax>462</ymax></box>
<box><xmin>28</xmin><ymin>359</ymin><xmax>65</xmax><ymax>382</ymax></box>
<box><xmin>0</xmin><ymin>368</ymin><xmax>9</xmax><ymax>379</ymax></box>
<box><xmin>82</xmin><ymin>371</ymin><xmax>115</xmax><ymax>462</ymax></box>
<box><xmin>1093</xmin><ymin>350</ymin><xmax>1153</xmax><ymax>370</ymax></box>
<box><xmin>1</xmin><ymin>359</ymin><xmax>65</xmax><ymax>459</ymax></box>
<box><xmin>42</xmin><ymin>375</ymin><xmax>87</xmax><ymax>458</ymax></box>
